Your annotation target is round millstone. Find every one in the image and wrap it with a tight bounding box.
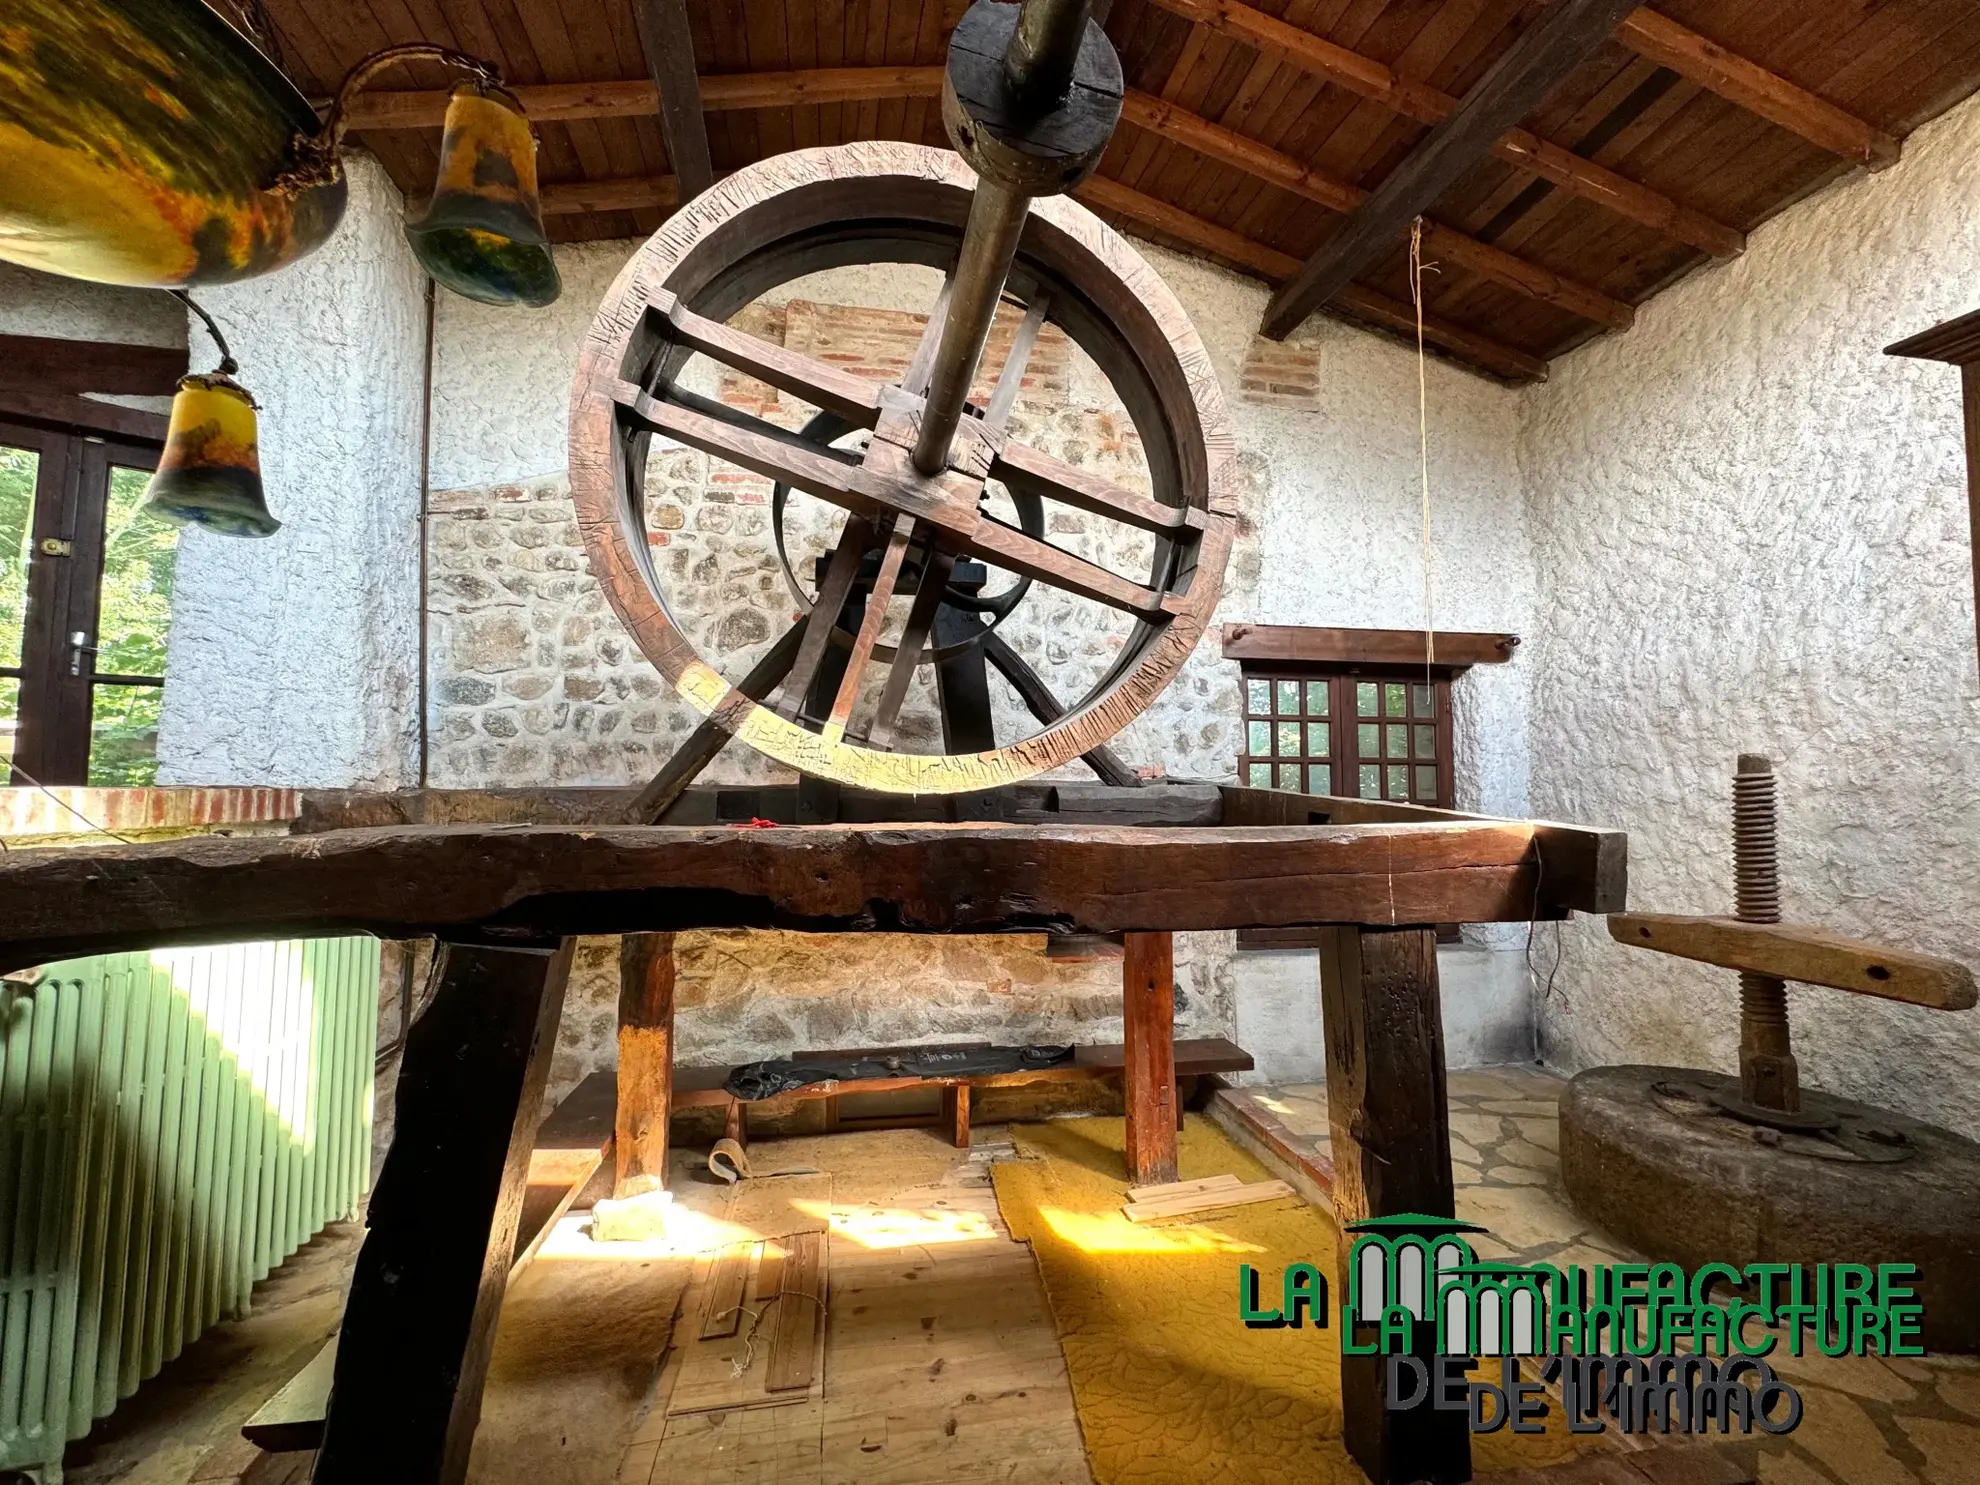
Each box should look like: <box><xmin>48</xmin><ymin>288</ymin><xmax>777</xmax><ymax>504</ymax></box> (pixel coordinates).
<box><xmin>1560</xmin><ymin>1064</ymin><xmax>1980</xmax><ymax>1352</ymax></box>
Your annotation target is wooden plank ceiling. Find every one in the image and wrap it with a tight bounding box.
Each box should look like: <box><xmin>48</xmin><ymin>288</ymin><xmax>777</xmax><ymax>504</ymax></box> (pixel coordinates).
<box><xmin>255</xmin><ymin>0</ymin><xmax>1980</xmax><ymax>382</ymax></box>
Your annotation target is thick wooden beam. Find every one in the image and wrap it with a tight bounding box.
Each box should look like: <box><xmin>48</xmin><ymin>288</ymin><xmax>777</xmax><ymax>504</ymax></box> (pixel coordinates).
<box><xmin>0</xmin><ymin>818</ymin><xmax>1614</xmax><ymax>970</ymax></box>
<box><xmin>1262</xmin><ymin>0</ymin><xmax>1646</xmax><ymax>341</ymax></box>
<box><xmin>1119</xmin><ymin>93</ymin><xmax>1632</xmax><ymax>331</ymax></box>
<box><xmin>1319</xmin><ymin>926</ymin><xmax>1468</xmax><ymax>1485</ymax></box>
<box><xmin>1144</xmin><ymin>0</ymin><xmax>1743</xmax><ymax>260</ymax></box>
<box><xmin>338</xmin><ymin>66</ymin><xmax>944</xmax><ymax>131</ymax></box>
<box><xmin>1609</xmin><ymin>913</ymin><xmax>1978</xmax><ymax>1010</ymax></box>
<box><xmin>631</xmin><ymin>0</ymin><xmax>712</xmax><ymax>200</ymax></box>
<box><xmin>1616</xmin><ymin>10</ymin><xmax>1899</xmax><ymax>170</ymax></box>
<box><xmin>315</xmin><ymin>939</ymin><xmax>572</xmax><ymax>1485</ymax></box>
<box><xmin>1122</xmin><ymin>931</ymin><xmax>1180</xmax><ymax>1186</ymax></box>
<box><xmin>0</xmin><ymin>334</ymin><xmax>186</xmax><ymax>397</ymax></box>
<box><xmin>615</xmin><ymin>932</ymin><xmax>677</xmax><ymax>1198</ymax></box>
<box><xmin>1220</xmin><ymin>622</ymin><xmax>1518</xmax><ymax>668</ymax></box>
<box><xmin>1074</xmin><ymin>174</ymin><xmax>1548</xmax><ymax>383</ymax></box>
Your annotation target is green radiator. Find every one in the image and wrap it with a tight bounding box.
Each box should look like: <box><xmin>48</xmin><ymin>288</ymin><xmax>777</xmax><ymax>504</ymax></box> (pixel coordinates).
<box><xmin>0</xmin><ymin>939</ymin><xmax>379</xmax><ymax>1481</ymax></box>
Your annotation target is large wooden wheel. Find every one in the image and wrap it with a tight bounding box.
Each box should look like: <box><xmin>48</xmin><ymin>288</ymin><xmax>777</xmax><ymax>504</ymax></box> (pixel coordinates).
<box><xmin>569</xmin><ymin>142</ymin><xmax>1236</xmax><ymax>794</ymax></box>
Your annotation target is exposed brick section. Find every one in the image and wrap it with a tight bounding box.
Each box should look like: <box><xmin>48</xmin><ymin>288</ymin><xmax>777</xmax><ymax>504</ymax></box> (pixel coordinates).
<box><xmin>1238</xmin><ymin>337</ymin><xmax>1323</xmax><ymax>408</ymax></box>
<box><xmin>0</xmin><ymin>786</ymin><xmax>300</xmax><ymax>846</ymax></box>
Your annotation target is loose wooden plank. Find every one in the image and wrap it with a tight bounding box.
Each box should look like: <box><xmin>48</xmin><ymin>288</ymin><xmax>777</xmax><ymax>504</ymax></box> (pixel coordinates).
<box><xmin>1125</xmin><ymin>1171</ymin><xmax>1242</xmax><ymax>1202</ymax></box>
<box><xmin>1261</xmin><ymin>0</ymin><xmax>1645</xmax><ymax>340</ymax></box>
<box><xmin>1221</xmin><ymin>622</ymin><xmax>1518</xmax><ymax>667</ymax></box>
<box><xmin>1320</xmin><ymin>926</ymin><xmax>1467</xmax><ymax>1485</ymax></box>
<box><xmin>615</xmin><ymin>932</ymin><xmax>676</xmax><ymax>1198</ymax></box>
<box><xmin>0</xmin><ymin>819</ymin><xmax>1614</xmax><ymax>971</ymax></box>
<box><xmin>1608</xmin><ymin>913</ymin><xmax>1978</xmax><ymax>1010</ymax></box>
<box><xmin>630</xmin><ymin>0</ymin><xmax>713</xmax><ymax>200</ymax></box>
<box><xmin>1122</xmin><ymin>931</ymin><xmax>1180</xmax><ymax>1187</ymax></box>
<box><xmin>764</xmin><ymin>1231</ymin><xmax>826</xmax><ymax>1392</ymax></box>
<box><xmin>1616</xmin><ymin>10</ymin><xmax>1900</xmax><ymax>170</ymax></box>
<box><xmin>1121</xmin><ymin>1178</ymin><xmax>1294</xmax><ymax>1221</ymax></box>
<box><xmin>700</xmin><ymin>1243</ymin><xmax>754</xmax><ymax>1340</ymax></box>
<box><xmin>0</xmin><ymin>386</ymin><xmax>168</xmax><ymax>443</ymax></box>
<box><xmin>314</xmin><ymin>940</ymin><xmax>573</xmax><ymax>1485</ymax></box>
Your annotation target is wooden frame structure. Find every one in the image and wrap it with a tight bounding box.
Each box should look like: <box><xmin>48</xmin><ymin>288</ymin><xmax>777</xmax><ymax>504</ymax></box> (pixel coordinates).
<box><xmin>0</xmin><ymin>781</ymin><xmax>1623</xmax><ymax>1485</ymax></box>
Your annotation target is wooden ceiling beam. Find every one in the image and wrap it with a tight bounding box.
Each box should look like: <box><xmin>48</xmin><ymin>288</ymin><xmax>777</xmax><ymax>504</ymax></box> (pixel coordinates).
<box><xmin>1142</xmin><ymin>0</ymin><xmax>1743</xmax><ymax>259</ymax></box>
<box><xmin>1074</xmin><ymin>175</ymin><xmax>1548</xmax><ymax>383</ymax></box>
<box><xmin>336</xmin><ymin>67</ymin><xmax>945</xmax><ymax>132</ymax></box>
<box><xmin>630</xmin><ymin>0</ymin><xmax>712</xmax><ymax>200</ymax></box>
<box><xmin>1261</xmin><ymin>0</ymin><xmax>1645</xmax><ymax>341</ymax></box>
<box><xmin>1121</xmin><ymin>92</ymin><xmax>1633</xmax><ymax>331</ymax></box>
<box><xmin>1616</xmin><ymin>10</ymin><xmax>1900</xmax><ymax>170</ymax></box>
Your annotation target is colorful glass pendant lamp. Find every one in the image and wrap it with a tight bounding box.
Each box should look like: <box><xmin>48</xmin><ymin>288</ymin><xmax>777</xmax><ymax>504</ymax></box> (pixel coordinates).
<box><xmin>145</xmin><ymin>291</ymin><xmax>280</xmax><ymax>537</ymax></box>
<box><xmin>0</xmin><ymin>3</ymin><xmax>559</xmax><ymax>306</ymax></box>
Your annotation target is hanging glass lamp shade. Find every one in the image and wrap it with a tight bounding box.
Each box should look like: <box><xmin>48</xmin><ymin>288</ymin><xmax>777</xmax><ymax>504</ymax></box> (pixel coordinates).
<box><xmin>0</xmin><ymin>0</ymin><xmax>346</xmax><ymax>288</ymax></box>
<box><xmin>144</xmin><ymin>372</ymin><xmax>280</xmax><ymax>537</ymax></box>
<box><xmin>403</xmin><ymin>85</ymin><xmax>561</xmax><ymax>308</ymax></box>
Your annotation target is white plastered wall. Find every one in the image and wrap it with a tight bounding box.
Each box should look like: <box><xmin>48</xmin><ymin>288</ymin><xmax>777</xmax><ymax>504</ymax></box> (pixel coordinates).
<box><xmin>1518</xmin><ymin>91</ymin><xmax>1980</xmax><ymax>1136</ymax></box>
<box><xmin>154</xmin><ymin>151</ymin><xmax>429</xmax><ymax>789</ymax></box>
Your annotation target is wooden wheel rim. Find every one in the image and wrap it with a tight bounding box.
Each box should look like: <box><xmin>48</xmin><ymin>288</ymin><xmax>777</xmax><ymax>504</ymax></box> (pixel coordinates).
<box><xmin>569</xmin><ymin>142</ymin><xmax>1236</xmax><ymax>794</ymax></box>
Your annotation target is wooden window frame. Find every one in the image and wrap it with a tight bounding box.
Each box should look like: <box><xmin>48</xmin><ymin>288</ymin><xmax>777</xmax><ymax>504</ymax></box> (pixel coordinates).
<box><xmin>2</xmin><ymin>399</ymin><xmax>166</xmax><ymax>785</ymax></box>
<box><xmin>1222</xmin><ymin>624</ymin><xmax>1519</xmax><ymax>951</ymax></box>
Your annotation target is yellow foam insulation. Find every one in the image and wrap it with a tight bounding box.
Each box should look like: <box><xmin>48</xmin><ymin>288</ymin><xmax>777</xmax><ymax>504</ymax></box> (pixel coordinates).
<box><xmin>992</xmin><ymin>1115</ymin><xmax>1610</xmax><ymax>1485</ymax></box>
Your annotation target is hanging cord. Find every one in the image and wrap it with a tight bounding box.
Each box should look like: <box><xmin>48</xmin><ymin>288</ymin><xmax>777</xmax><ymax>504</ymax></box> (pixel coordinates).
<box><xmin>172</xmin><ymin>290</ymin><xmax>238</xmax><ymax>377</ymax></box>
<box><xmin>1523</xmin><ymin>842</ymin><xmax>1567</xmax><ymax>1013</ymax></box>
<box><xmin>1408</xmin><ymin>218</ymin><xmax>1438</xmax><ymax>689</ymax></box>
<box><xmin>1</xmin><ymin>760</ymin><xmax>136</xmax><ymax>847</ymax></box>
<box><xmin>272</xmin><ymin>43</ymin><xmax>506</xmax><ymax>197</ymax></box>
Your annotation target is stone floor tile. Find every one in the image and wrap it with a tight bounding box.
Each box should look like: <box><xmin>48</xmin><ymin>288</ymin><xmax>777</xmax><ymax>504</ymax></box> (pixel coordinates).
<box><xmin>1452</xmin><ymin>1111</ymin><xmax>1509</xmax><ymax>1146</ymax></box>
<box><xmin>1480</xmin><ymin>1099</ymin><xmax>1563</xmax><ymax>1117</ymax></box>
<box><xmin>1497</xmin><ymin>1138</ymin><xmax>1559</xmax><ymax>1172</ymax></box>
<box><xmin>1757</xmin><ymin>1448</ymin><xmax>1842</xmax><ymax>1485</ymax></box>
<box><xmin>1454</xmin><ymin>1184</ymin><xmax>1587</xmax><ymax>1253</ymax></box>
<box><xmin>1514</xmin><ymin>1116</ymin><xmax>1560</xmax><ymax>1154</ymax></box>
<box><xmin>1898</xmin><ymin>1416</ymin><xmax>1980</xmax><ymax>1485</ymax></box>
<box><xmin>1482</xmin><ymin>1164</ymin><xmax>1549</xmax><ymax>1187</ymax></box>
<box><xmin>1936</xmin><ymin>1368</ymin><xmax>1980</xmax><ymax>1421</ymax></box>
<box><xmin>1769</xmin><ymin>1346</ymin><xmax>1917</xmax><ymax>1405</ymax></box>
<box><xmin>1790</xmin><ymin>1386</ymin><xmax>1917</xmax><ymax>1485</ymax></box>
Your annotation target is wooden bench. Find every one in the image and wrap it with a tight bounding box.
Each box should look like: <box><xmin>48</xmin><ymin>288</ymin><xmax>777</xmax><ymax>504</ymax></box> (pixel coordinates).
<box><xmin>672</xmin><ymin>1037</ymin><xmax>1254</xmax><ymax>1149</ymax></box>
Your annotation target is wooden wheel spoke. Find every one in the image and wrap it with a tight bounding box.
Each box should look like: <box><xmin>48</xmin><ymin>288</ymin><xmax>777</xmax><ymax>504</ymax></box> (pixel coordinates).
<box><xmin>612</xmin><ymin>379</ymin><xmax>871</xmax><ymax>517</ymax></box>
<box><xmin>982</xmin><ymin>291</ymin><xmax>1050</xmax><ymax>431</ymax></box>
<box><xmin>822</xmin><ymin>516</ymin><xmax>917</xmax><ymax>742</ymax></box>
<box><xmin>901</xmin><ymin>275</ymin><xmax>956</xmax><ymax>398</ymax></box>
<box><xmin>963</xmin><ymin>519</ymin><xmax>1177</xmax><ymax>622</ymax></box>
<box><xmin>994</xmin><ymin>441</ymin><xmax>1206</xmax><ymax>536</ymax></box>
<box><xmin>649</xmin><ymin>289</ymin><xmax>883</xmax><ymax>427</ymax></box>
<box><xmin>776</xmin><ymin>516</ymin><xmax>881</xmax><ymax>718</ymax></box>
<box><xmin>863</xmin><ymin>539</ymin><xmax>957</xmax><ymax>750</ymax></box>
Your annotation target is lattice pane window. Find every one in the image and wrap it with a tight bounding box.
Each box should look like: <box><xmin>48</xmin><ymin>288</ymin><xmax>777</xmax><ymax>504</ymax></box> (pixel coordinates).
<box><xmin>1237</xmin><ymin>669</ymin><xmax>1452</xmax><ymax>807</ymax></box>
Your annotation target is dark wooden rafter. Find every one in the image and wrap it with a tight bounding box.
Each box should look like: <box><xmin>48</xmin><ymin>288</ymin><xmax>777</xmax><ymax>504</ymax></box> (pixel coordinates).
<box><xmin>1142</xmin><ymin>0</ymin><xmax>1744</xmax><ymax>261</ymax></box>
<box><xmin>0</xmin><ymin>335</ymin><xmax>187</xmax><ymax>397</ymax></box>
<box><xmin>1886</xmin><ymin>308</ymin><xmax>1980</xmax><ymax>661</ymax></box>
<box><xmin>1261</xmin><ymin>0</ymin><xmax>1649</xmax><ymax>342</ymax></box>
<box><xmin>630</xmin><ymin>0</ymin><xmax>714</xmax><ymax>201</ymax></box>
<box><xmin>1118</xmin><ymin>94</ymin><xmax>1634</xmax><ymax>332</ymax></box>
<box><xmin>1220</xmin><ymin>623</ymin><xmax>1518</xmax><ymax>668</ymax></box>
<box><xmin>1614</xmin><ymin>10</ymin><xmax>1900</xmax><ymax>170</ymax></box>
<box><xmin>1075</xmin><ymin>175</ymin><xmax>1547</xmax><ymax>382</ymax></box>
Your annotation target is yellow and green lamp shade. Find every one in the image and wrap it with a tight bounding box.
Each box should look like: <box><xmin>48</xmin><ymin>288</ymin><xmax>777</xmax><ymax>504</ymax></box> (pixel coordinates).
<box><xmin>404</xmin><ymin>86</ymin><xmax>561</xmax><ymax>308</ymax></box>
<box><xmin>144</xmin><ymin>373</ymin><xmax>280</xmax><ymax>537</ymax></box>
<box><xmin>0</xmin><ymin>0</ymin><xmax>346</xmax><ymax>288</ymax></box>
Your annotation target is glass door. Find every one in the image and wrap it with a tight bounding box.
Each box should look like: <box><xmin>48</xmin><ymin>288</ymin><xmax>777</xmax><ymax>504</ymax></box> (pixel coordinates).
<box><xmin>1</xmin><ymin>418</ymin><xmax>173</xmax><ymax>786</ymax></box>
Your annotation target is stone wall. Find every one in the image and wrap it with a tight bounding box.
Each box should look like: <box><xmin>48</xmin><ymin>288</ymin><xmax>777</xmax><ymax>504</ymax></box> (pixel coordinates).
<box><xmin>429</xmin><ymin>233</ymin><xmax>1539</xmax><ymax>1102</ymax></box>
<box><xmin>1518</xmin><ymin>91</ymin><xmax>1980</xmax><ymax>1136</ymax></box>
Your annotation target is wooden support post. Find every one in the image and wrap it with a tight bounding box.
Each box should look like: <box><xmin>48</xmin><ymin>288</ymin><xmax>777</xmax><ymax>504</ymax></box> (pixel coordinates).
<box><xmin>615</xmin><ymin>931</ymin><xmax>676</xmax><ymax>1198</ymax></box>
<box><xmin>944</xmin><ymin>1082</ymin><xmax>972</xmax><ymax>1149</ymax></box>
<box><xmin>1318</xmin><ymin>927</ymin><xmax>1468</xmax><ymax>1485</ymax></box>
<box><xmin>724</xmin><ymin>1098</ymin><xmax>747</xmax><ymax>1149</ymax></box>
<box><xmin>1122</xmin><ymin>931</ymin><xmax>1179</xmax><ymax>1186</ymax></box>
<box><xmin>315</xmin><ymin>939</ymin><xmax>573</xmax><ymax>1485</ymax></box>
